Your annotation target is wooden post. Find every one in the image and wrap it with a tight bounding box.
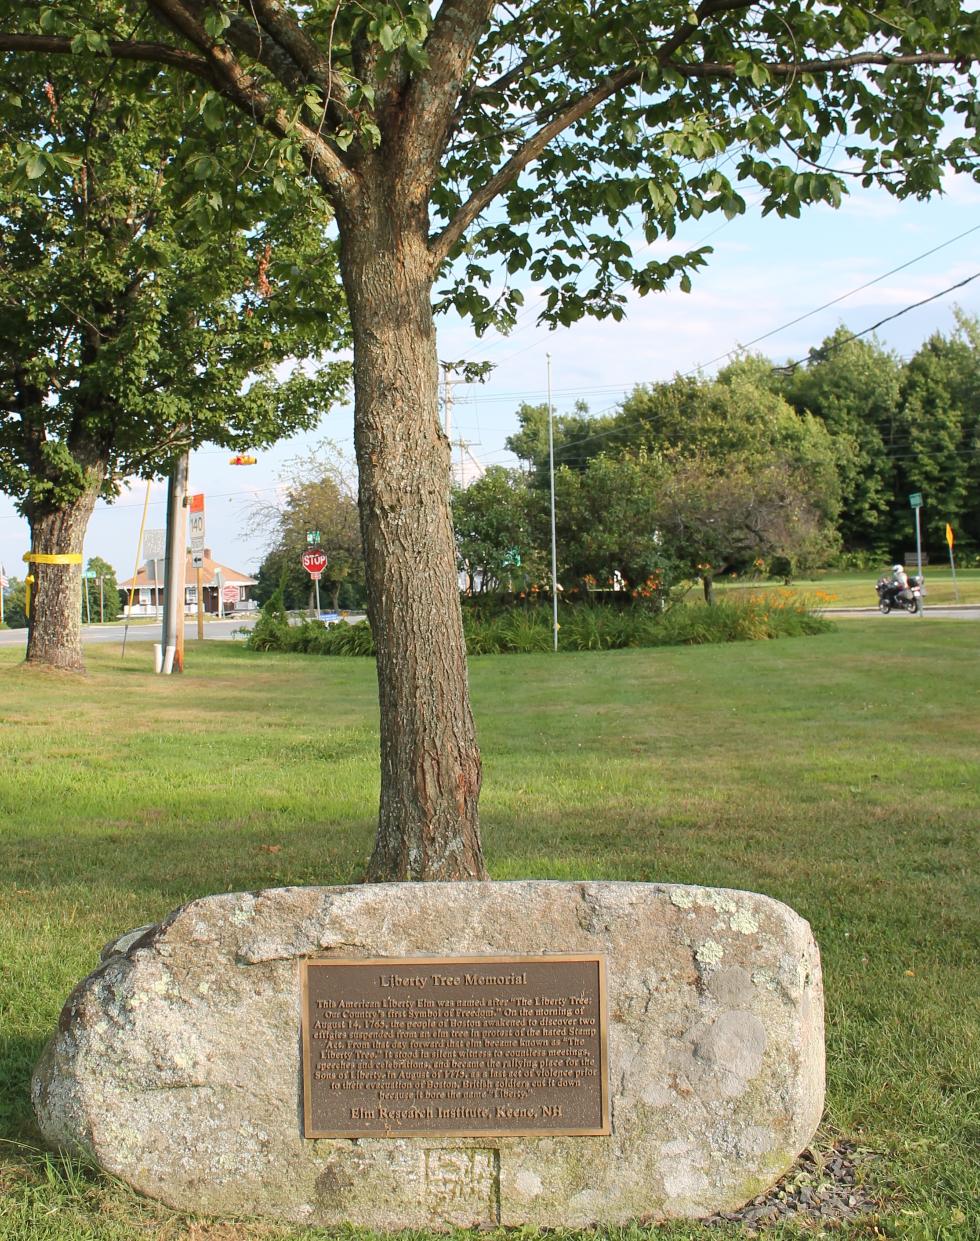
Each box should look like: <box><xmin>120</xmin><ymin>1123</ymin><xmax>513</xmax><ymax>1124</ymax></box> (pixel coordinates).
<box><xmin>197</xmin><ymin>566</ymin><xmax>205</xmax><ymax>639</ymax></box>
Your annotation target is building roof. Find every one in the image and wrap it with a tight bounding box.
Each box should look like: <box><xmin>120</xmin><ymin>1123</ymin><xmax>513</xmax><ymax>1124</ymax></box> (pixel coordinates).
<box><xmin>118</xmin><ymin>549</ymin><xmax>256</xmax><ymax>590</ymax></box>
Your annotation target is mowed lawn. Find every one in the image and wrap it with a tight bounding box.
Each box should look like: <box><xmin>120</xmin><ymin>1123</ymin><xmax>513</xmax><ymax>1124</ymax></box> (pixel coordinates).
<box><xmin>715</xmin><ymin>566</ymin><xmax>980</xmax><ymax>609</ymax></box>
<box><xmin>0</xmin><ymin>620</ymin><xmax>977</xmax><ymax>1240</ymax></box>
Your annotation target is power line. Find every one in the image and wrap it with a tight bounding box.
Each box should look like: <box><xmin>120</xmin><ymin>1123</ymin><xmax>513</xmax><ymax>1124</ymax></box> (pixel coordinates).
<box><xmin>694</xmin><ymin>223</ymin><xmax>980</xmax><ymax>372</ymax></box>
<box><xmin>470</xmin><ymin>267</ymin><xmax>980</xmax><ymax>466</ymax></box>
<box><xmin>775</xmin><ymin>271</ymin><xmax>980</xmax><ymax>373</ymax></box>
<box><xmin>454</xmin><ymin>221</ymin><xmax>979</xmax><ymax>386</ymax></box>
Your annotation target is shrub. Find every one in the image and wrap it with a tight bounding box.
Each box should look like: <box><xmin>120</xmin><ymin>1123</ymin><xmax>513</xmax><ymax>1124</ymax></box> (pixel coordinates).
<box><xmin>245</xmin><ymin>598</ymin><xmax>831</xmax><ymax>658</ymax></box>
<box><xmin>245</xmin><ymin>587</ymin><xmax>291</xmax><ymax>651</ymax></box>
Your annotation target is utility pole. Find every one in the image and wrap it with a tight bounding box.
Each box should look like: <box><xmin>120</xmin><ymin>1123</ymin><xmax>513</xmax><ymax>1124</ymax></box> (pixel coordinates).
<box><xmin>547</xmin><ymin>353</ymin><xmax>559</xmax><ymax>653</ymax></box>
<box><xmin>162</xmin><ymin>450</ymin><xmax>190</xmax><ymax>672</ymax></box>
<box><xmin>442</xmin><ymin>361</ymin><xmax>481</xmax><ymax>488</ymax></box>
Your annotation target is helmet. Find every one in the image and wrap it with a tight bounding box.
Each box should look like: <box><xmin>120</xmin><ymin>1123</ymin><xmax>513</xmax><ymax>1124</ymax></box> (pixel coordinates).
<box><xmin>892</xmin><ymin>564</ymin><xmax>903</xmax><ymax>573</ymax></box>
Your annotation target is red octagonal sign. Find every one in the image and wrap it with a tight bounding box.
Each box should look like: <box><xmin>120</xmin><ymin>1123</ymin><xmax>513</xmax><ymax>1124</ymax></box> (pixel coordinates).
<box><xmin>302</xmin><ymin>551</ymin><xmax>328</xmax><ymax>576</ymax></box>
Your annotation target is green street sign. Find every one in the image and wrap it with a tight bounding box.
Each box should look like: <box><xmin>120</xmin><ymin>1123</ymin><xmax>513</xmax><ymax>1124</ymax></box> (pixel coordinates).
<box><xmin>306</xmin><ymin>530</ymin><xmax>321</xmax><ymax>545</ymax></box>
<box><xmin>909</xmin><ymin>493</ymin><xmax>923</xmax><ymax>509</ymax></box>
<box><xmin>83</xmin><ymin>570</ymin><xmax>98</xmax><ymax>579</ymax></box>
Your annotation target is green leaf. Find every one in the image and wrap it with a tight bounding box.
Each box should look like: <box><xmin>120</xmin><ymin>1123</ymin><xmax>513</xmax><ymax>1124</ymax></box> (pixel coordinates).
<box><xmin>24</xmin><ymin>152</ymin><xmax>47</xmax><ymax>179</ymax></box>
<box><xmin>69</xmin><ymin>28</ymin><xmax>109</xmax><ymax>54</ymax></box>
<box><xmin>203</xmin><ymin>10</ymin><xmax>232</xmax><ymax>40</ymax></box>
<box><xmin>199</xmin><ymin>93</ymin><xmax>226</xmax><ymax>132</ymax></box>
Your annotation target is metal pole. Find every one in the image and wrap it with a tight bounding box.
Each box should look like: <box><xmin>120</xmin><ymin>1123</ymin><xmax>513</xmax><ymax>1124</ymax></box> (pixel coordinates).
<box><xmin>99</xmin><ymin>575</ymin><xmax>104</xmax><ymax>623</ymax></box>
<box><xmin>196</xmin><ymin>566</ymin><xmax>205</xmax><ymax>639</ymax></box>
<box><xmin>163</xmin><ymin>450</ymin><xmax>190</xmax><ymax>671</ymax></box>
<box><xmin>84</xmin><ymin>574</ymin><xmax>91</xmax><ymax>625</ymax></box>
<box><xmin>547</xmin><ymin>353</ymin><xmax>558</xmax><ymax>653</ymax></box>
<box><xmin>914</xmin><ymin>504</ymin><xmax>924</xmax><ymax>615</ymax></box>
<box><xmin>314</xmin><ymin>576</ymin><xmax>321</xmax><ymax>618</ymax></box>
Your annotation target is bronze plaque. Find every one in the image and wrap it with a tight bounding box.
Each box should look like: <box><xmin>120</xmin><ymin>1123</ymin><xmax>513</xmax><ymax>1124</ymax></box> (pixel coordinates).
<box><xmin>301</xmin><ymin>955</ymin><xmax>609</xmax><ymax>1138</ymax></box>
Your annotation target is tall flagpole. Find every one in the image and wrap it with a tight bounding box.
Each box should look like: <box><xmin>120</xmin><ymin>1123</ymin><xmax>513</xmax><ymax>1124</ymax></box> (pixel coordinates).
<box><xmin>547</xmin><ymin>353</ymin><xmax>558</xmax><ymax>653</ymax></box>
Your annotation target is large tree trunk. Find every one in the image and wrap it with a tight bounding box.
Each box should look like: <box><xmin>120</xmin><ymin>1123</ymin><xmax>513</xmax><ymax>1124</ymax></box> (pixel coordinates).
<box><xmin>24</xmin><ymin>480</ymin><xmax>102</xmax><ymax>672</ymax></box>
<box><xmin>338</xmin><ymin>193</ymin><xmax>485</xmax><ymax>882</ymax></box>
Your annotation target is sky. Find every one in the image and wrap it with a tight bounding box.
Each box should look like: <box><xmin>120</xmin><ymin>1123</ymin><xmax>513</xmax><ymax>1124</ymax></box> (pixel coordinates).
<box><xmin>1</xmin><ymin>171</ymin><xmax>977</xmax><ymax>582</ymax></box>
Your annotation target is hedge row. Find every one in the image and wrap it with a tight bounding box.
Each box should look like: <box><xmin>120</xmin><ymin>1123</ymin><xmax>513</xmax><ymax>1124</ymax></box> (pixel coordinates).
<box><xmin>245</xmin><ymin>596</ymin><xmax>832</xmax><ymax>658</ymax></box>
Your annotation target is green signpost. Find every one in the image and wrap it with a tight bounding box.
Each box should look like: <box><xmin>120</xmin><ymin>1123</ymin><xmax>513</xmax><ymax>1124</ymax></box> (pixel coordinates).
<box><xmin>909</xmin><ymin>494</ymin><xmax>924</xmax><ymax>610</ymax></box>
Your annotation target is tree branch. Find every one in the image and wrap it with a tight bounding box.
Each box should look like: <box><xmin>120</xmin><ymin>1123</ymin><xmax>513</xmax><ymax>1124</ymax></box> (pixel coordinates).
<box><xmin>431</xmin><ymin>61</ymin><xmax>638</xmax><ymax>265</ymax></box>
<box><xmin>0</xmin><ymin>33</ymin><xmax>211</xmax><ymax>77</ymax></box>
<box><xmin>431</xmin><ymin>47</ymin><xmax>974</xmax><ymax>266</ymax></box>
<box><xmin>144</xmin><ymin>0</ymin><xmax>357</xmax><ymax>192</ymax></box>
<box><xmin>245</xmin><ymin>0</ymin><xmax>333</xmax><ymax>87</ymax></box>
<box><xmin>0</xmin><ymin>9</ymin><xmax>358</xmax><ymax>200</ymax></box>
<box><xmin>675</xmin><ymin>50</ymin><xmax>973</xmax><ymax>78</ymax></box>
<box><xmin>397</xmin><ymin>0</ymin><xmax>496</xmax><ymax>194</ymax></box>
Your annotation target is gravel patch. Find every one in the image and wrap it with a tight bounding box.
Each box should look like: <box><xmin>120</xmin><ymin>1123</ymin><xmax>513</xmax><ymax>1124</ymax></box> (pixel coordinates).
<box><xmin>706</xmin><ymin>1140</ymin><xmax>879</xmax><ymax>1232</ymax></box>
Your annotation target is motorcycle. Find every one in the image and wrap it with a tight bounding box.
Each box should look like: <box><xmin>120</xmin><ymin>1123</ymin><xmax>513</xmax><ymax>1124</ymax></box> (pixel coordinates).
<box><xmin>876</xmin><ymin>575</ymin><xmax>923</xmax><ymax>614</ymax></box>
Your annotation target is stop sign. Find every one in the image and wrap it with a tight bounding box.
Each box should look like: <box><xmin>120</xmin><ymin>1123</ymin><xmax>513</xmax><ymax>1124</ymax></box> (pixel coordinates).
<box><xmin>302</xmin><ymin>550</ymin><xmax>328</xmax><ymax>576</ymax></box>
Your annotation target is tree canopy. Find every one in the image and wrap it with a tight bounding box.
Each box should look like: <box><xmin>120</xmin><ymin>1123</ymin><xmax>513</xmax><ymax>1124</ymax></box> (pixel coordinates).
<box><xmin>0</xmin><ymin>53</ymin><xmax>350</xmax><ymax>520</ymax></box>
<box><xmin>1</xmin><ymin>2</ymin><xmax>977</xmax><ymax>326</ymax></box>
<box><xmin>0</xmin><ymin>40</ymin><xmax>350</xmax><ymax>667</ymax></box>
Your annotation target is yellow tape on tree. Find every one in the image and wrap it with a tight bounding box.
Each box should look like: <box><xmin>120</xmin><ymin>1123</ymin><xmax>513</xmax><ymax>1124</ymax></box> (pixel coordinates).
<box><xmin>22</xmin><ymin>552</ymin><xmax>83</xmax><ymax>618</ymax></box>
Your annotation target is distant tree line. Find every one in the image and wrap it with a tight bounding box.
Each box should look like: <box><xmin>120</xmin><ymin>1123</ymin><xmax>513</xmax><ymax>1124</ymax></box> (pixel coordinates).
<box><xmin>454</xmin><ymin>317</ymin><xmax>979</xmax><ymax>602</ymax></box>
<box><xmin>246</xmin><ymin>316</ymin><xmax>977</xmax><ymax>611</ymax></box>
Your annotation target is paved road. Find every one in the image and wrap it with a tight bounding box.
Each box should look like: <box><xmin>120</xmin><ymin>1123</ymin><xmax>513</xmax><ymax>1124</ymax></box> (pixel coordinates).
<box><xmin>823</xmin><ymin>606</ymin><xmax>979</xmax><ymax>620</ymax></box>
<box><xmin>0</xmin><ymin>617</ymin><xmax>254</xmax><ymax>648</ymax></box>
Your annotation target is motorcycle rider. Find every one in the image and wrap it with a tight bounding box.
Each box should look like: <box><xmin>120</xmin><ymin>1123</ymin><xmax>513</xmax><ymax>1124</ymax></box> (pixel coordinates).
<box><xmin>890</xmin><ymin>563</ymin><xmax>910</xmax><ymax>602</ymax></box>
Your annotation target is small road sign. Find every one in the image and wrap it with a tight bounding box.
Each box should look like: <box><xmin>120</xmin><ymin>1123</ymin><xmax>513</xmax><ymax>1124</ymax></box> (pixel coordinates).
<box><xmin>189</xmin><ymin>493</ymin><xmax>206</xmax><ymax>552</ymax></box>
<box><xmin>307</xmin><ymin>530</ymin><xmax>321</xmax><ymax>545</ymax></box>
<box><xmin>143</xmin><ymin>528</ymin><xmax>166</xmax><ymax>559</ymax></box>
<box><xmin>191</xmin><ymin>551</ymin><xmax>204</xmax><ymax>569</ymax></box>
<box><xmin>909</xmin><ymin>492</ymin><xmax>923</xmax><ymax>508</ymax></box>
<box><xmin>302</xmin><ymin>550</ymin><xmax>328</xmax><ymax>576</ymax></box>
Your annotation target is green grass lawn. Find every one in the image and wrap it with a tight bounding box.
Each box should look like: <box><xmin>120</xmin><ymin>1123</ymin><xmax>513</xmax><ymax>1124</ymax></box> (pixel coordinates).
<box><xmin>1</xmin><ymin>623</ymin><xmax>978</xmax><ymax>1240</ymax></box>
<box><xmin>713</xmin><ymin>566</ymin><xmax>980</xmax><ymax>608</ymax></box>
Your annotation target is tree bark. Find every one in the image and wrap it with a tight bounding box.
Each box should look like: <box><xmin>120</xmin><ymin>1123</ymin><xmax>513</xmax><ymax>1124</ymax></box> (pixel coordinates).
<box><xmin>24</xmin><ymin>480</ymin><xmax>103</xmax><ymax>672</ymax></box>
<box><xmin>338</xmin><ymin>190</ymin><xmax>486</xmax><ymax>882</ymax></box>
